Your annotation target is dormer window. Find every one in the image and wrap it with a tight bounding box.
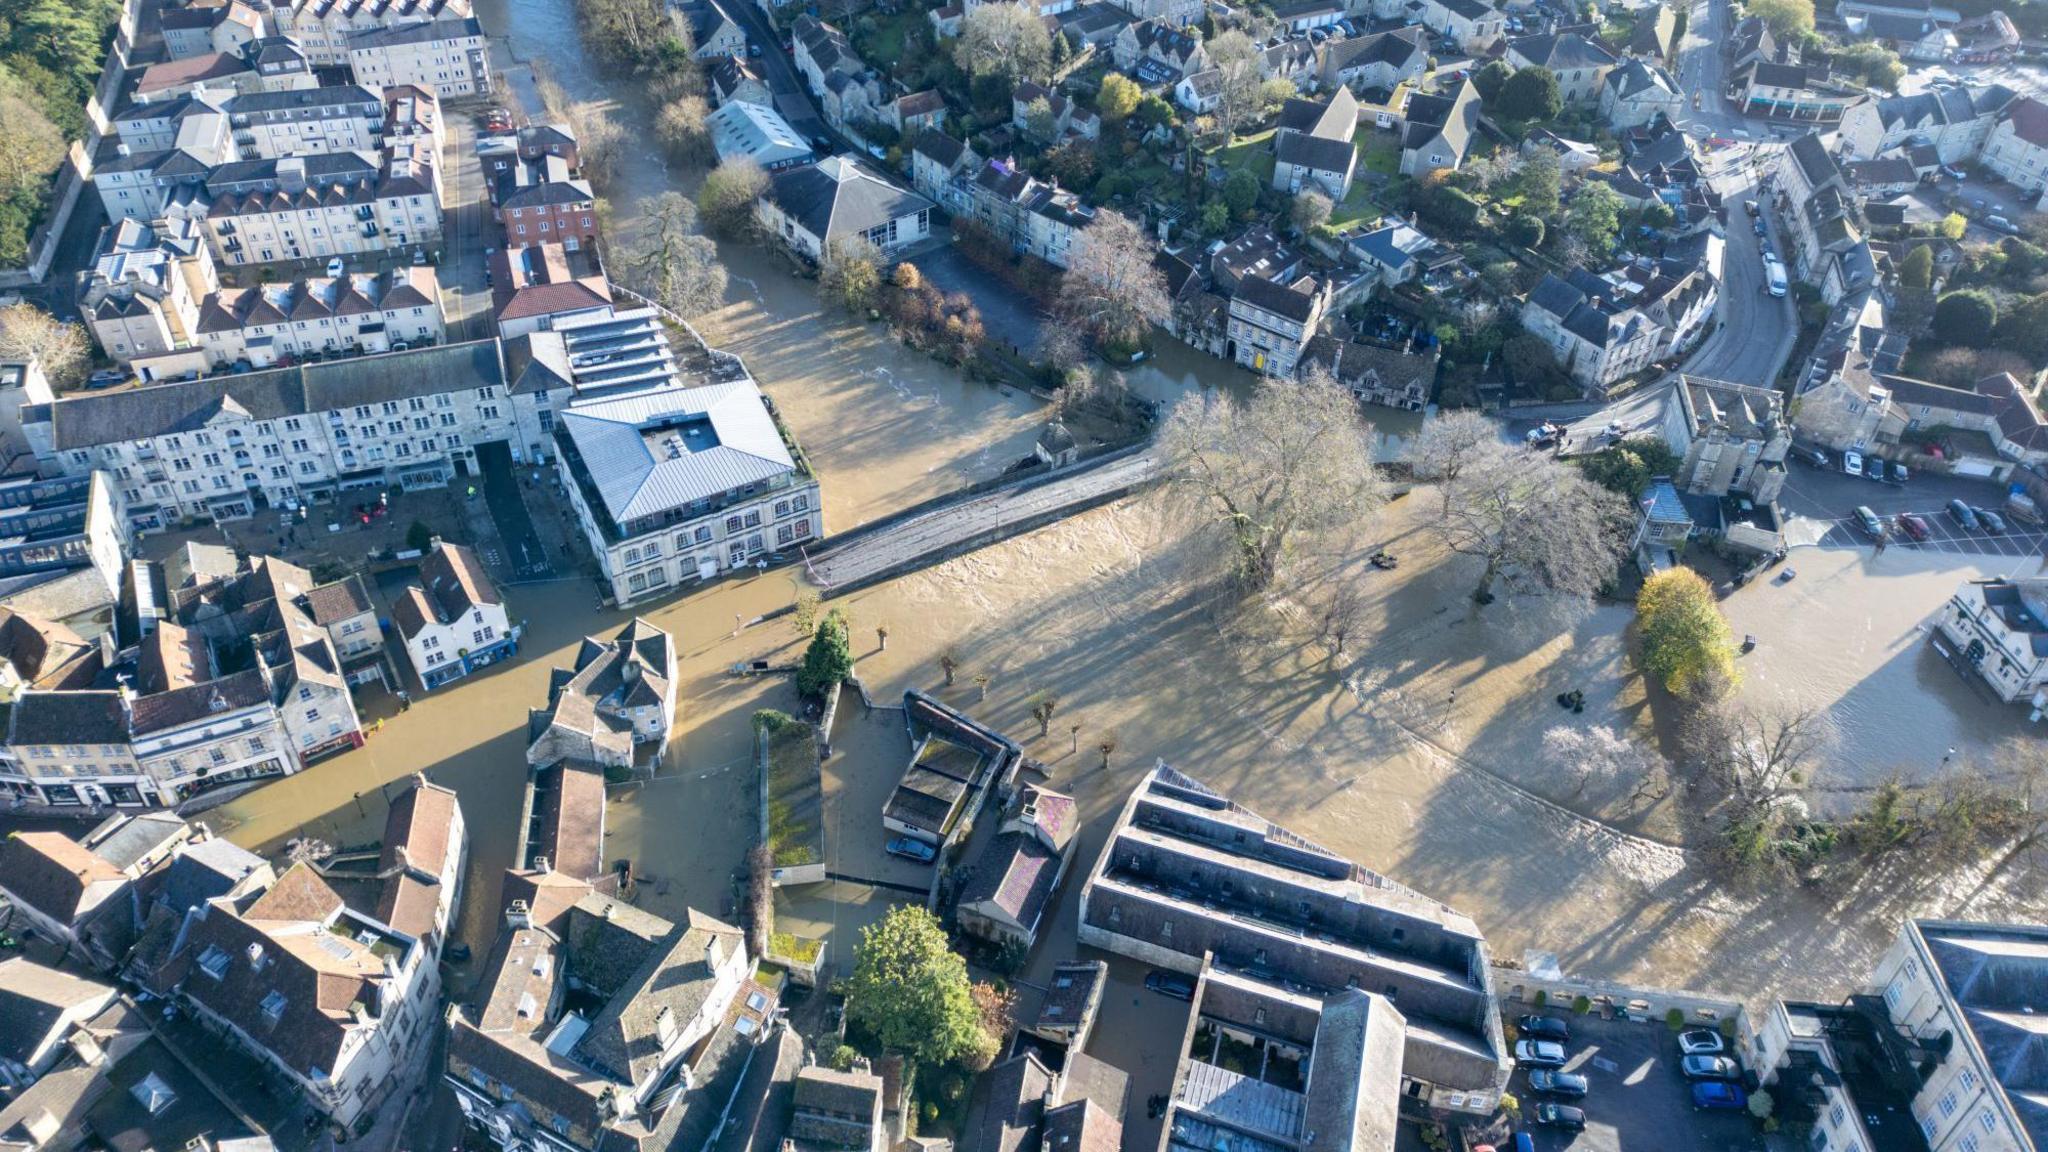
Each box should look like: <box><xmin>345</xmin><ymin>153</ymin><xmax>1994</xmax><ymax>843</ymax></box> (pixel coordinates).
<box><xmin>261</xmin><ymin>989</ymin><xmax>288</xmax><ymax>1024</ymax></box>
<box><xmin>198</xmin><ymin>945</ymin><xmax>230</xmax><ymax>980</ymax></box>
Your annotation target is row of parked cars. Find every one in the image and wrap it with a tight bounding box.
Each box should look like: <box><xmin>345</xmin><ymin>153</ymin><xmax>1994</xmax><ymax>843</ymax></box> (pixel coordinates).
<box><xmin>1513</xmin><ymin>1014</ymin><xmax>1751</xmax><ymax>1134</ymax></box>
<box><xmin>1513</xmin><ymin>1015</ymin><xmax>1591</xmax><ymax>1133</ymax></box>
<box><xmin>1854</xmin><ymin>499</ymin><xmax>2014</xmax><ymax>540</ymax></box>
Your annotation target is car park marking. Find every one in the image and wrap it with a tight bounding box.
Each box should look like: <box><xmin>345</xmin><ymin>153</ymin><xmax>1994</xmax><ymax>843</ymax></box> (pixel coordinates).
<box><xmin>1817</xmin><ymin>513</ymin><xmax>2048</xmax><ymax>558</ymax></box>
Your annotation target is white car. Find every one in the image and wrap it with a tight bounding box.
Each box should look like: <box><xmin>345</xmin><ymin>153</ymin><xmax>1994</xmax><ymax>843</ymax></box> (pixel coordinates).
<box><xmin>1843</xmin><ymin>450</ymin><xmax>1864</xmax><ymax>476</ymax></box>
<box><xmin>326</xmin><ymin>257</ymin><xmax>346</xmax><ymax>277</ymax></box>
<box><xmin>1678</xmin><ymin>1029</ymin><xmax>1726</xmax><ymax>1056</ymax></box>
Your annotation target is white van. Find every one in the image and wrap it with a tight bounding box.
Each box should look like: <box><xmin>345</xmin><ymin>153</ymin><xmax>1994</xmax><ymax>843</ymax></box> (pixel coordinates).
<box><xmin>1764</xmin><ymin>257</ymin><xmax>1788</xmax><ymax>298</ymax></box>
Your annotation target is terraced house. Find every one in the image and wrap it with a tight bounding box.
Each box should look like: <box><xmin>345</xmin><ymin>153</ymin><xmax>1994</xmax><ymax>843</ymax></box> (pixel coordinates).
<box><xmin>25</xmin><ymin>341</ymin><xmax>524</xmax><ymax>527</ymax></box>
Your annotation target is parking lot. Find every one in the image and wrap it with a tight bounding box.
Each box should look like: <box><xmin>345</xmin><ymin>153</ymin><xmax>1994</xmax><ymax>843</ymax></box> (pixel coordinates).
<box><xmin>1777</xmin><ymin>455</ymin><xmax>2046</xmax><ymax>560</ymax></box>
<box><xmin>1513</xmin><ymin>1015</ymin><xmax>1763</xmax><ymax>1152</ymax></box>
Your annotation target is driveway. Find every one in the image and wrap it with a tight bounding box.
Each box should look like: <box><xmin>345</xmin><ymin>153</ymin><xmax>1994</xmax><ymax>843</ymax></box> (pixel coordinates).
<box><xmin>1513</xmin><ymin>1014</ymin><xmax>1762</xmax><ymax>1152</ymax></box>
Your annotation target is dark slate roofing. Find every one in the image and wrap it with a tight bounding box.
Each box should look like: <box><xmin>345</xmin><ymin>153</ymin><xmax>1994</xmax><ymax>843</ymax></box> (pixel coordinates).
<box><xmin>9</xmin><ymin>689</ymin><xmax>129</xmax><ymax>745</ymax></box>
<box><xmin>1527</xmin><ymin>272</ymin><xmax>1585</xmax><ymax>319</ymax></box>
<box><xmin>1509</xmin><ymin>31</ymin><xmax>1615</xmax><ymax>70</ymax></box>
<box><xmin>1787</xmin><ymin>132</ymin><xmax>1841</xmax><ymax>189</ymax></box>
<box><xmin>1750</xmin><ymin>61</ymin><xmax>1809</xmax><ymax>89</ymax></box>
<box><xmin>768</xmin><ymin>156</ymin><xmax>934</xmax><ymax>244</ymax></box>
<box><xmin>1436</xmin><ymin>0</ymin><xmax>1497</xmax><ymax>19</ymax></box>
<box><xmin>913</xmin><ymin>129</ymin><xmax>969</xmax><ymax>168</ymax></box>
<box><xmin>47</xmin><ymin>341</ymin><xmax>504</xmax><ymax>451</ymax></box>
<box><xmin>1235</xmin><ymin>274</ymin><xmax>1320</xmax><ymax>324</ymax></box>
<box><xmin>1276</xmin><ymin>132</ymin><xmax>1357</xmax><ymax>174</ymax></box>
<box><xmin>1325</xmin><ymin>27</ymin><xmax>1427</xmax><ymax>71</ymax></box>
<box><xmin>346</xmin><ymin>15</ymin><xmax>483</xmax><ymax>48</ymax></box>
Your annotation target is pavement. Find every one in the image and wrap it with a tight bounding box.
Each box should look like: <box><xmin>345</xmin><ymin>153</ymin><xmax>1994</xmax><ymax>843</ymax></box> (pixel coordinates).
<box><xmin>1512</xmin><ymin>1014</ymin><xmax>1763</xmax><ymax>1152</ymax></box>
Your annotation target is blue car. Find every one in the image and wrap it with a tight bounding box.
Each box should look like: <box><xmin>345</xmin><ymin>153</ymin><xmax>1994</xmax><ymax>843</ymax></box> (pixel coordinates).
<box><xmin>1692</xmin><ymin>1081</ymin><xmax>1748</xmax><ymax>1111</ymax></box>
<box><xmin>884</xmin><ymin>837</ymin><xmax>936</xmax><ymax>864</ymax></box>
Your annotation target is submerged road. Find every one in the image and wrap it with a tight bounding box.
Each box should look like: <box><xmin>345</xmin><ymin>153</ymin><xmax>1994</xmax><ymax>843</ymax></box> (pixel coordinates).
<box><xmin>803</xmin><ymin>448</ymin><xmax>1161</xmax><ymax>593</ymax></box>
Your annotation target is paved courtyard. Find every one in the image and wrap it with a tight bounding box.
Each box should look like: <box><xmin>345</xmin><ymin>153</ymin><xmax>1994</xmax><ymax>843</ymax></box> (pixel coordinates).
<box><xmin>1512</xmin><ymin>1014</ymin><xmax>1763</xmax><ymax>1152</ymax></box>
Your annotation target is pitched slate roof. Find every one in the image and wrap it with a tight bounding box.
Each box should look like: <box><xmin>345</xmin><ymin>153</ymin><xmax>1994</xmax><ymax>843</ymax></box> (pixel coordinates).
<box><xmin>46</xmin><ymin>340</ymin><xmax>504</xmax><ymax>451</ymax></box>
<box><xmin>960</xmin><ymin>831</ymin><xmax>1061</xmax><ymax>934</ymax></box>
<box><xmin>0</xmin><ymin>958</ymin><xmax>113</xmax><ymax>1068</ymax></box>
<box><xmin>1276</xmin><ymin>132</ymin><xmax>1357</xmax><ymax>174</ymax></box>
<box><xmin>1509</xmin><ymin>31</ymin><xmax>1615</xmax><ymax>70</ymax></box>
<box><xmin>570</xmin><ymin>909</ymin><xmax>744</xmax><ymax>1086</ymax></box>
<box><xmin>2001</xmin><ymin>96</ymin><xmax>2048</xmax><ymax>148</ymax></box>
<box><xmin>914</xmin><ymin>129</ymin><xmax>970</xmax><ymax>169</ymax></box>
<box><xmin>8</xmin><ymin>689</ymin><xmax>128</xmax><ymax>745</ymax></box>
<box><xmin>769</xmin><ymin>156</ymin><xmax>934</xmax><ymax>245</ymax></box>
<box><xmin>1235</xmin><ymin>273</ymin><xmax>1321</xmax><ymax>324</ymax></box>
<box><xmin>1787</xmin><ymin>132</ymin><xmax>1841</xmax><ymax>189</ymax></box>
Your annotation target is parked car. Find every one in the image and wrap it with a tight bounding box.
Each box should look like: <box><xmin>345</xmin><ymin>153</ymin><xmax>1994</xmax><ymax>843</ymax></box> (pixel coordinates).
<box><xmin>1692</xmin><ymin>1081</ymin><xmax>1748</xmax><ymax>1110</ymax></box>
<box><xmin>1745</xmin><ymin>198</ymin><xmax>1760</xmax><ymax>216</ymax></box>
<box><xmin>1988</xmin><ymin>214</ymin><xmax>2021</xmax><ymax>235</ymax></box>
<box><xmin>1943</xmin><ymin>164</ymin><xmax>1968</xmax><ymax>180</ymax></box>
<box><xmin>1535</xmin><ymin>1104</ymin><xmax>1587</xmax><ymax>1131</ymax></box>
<box><xmin>1144</xmin><ymin>970</ymin><xmax>1196</xmax><ymax>1000</ymax></box>
<box><xmin>1897</xmin><ymin>513</ymin><xmax>1931</xmax><ymax>541</ymax></box>
<box><xmin>1528</xmin><ymin>1070</ymin><xmax>1589</xmax><ymax>1098</ymax></box>
<box><xmin>1516</xmin><ymin>1040</ymin><xmax>1568</xmax><ymax>1068</ymax></box>
<box><xmin>85</xmin><ymin>369</ymin><xmax>128</xmax><ymax>390</ymax></box>
<box><xmin>326</xmin><ymin>257</ymin><xmax>346</xmax><ymax>277</ymax></box>
<box><xmin>1514</xmin><ymin>1134</ymin><xmax>1535</xmax><ymax>1152</ymax></box>
<box><xmin>1890</xmin><ymin>460</ymin><xmax>1909</xmax><ymax>483</ymax></box>
<box><xmin>1977</xmin><ymin>507</ymin><xmax>2009</xmax><ymax>533</ymax></box>
<box><xmin>1519</xmin><ymin>1015</ymin><xmax>1570</xmax><ymax>1042</ymax></box>
<box><xmin>1806</xmin><ymin>447</ymin><xmax>1830</xmax><ymax>468</ymax></box>
<box><xmin>1855</xmin><ymin>506</ymin><xmax>1883</xmax><ymax>536</ymax></box>
<box><xmin>1754</xmin><ymin>217</ymin><xmax>1769</xmax><ymax>236</ymax></box>
<box><xmin>1682</xmin><ymin>1055</ymin><xmax>1742</xmax><ymax>1080</ymax></box>
<box><xmin>1678</xmin><ymin>1029</ymin><xmax>1726</xmax><ymax>1056</ymax></box>
<box><xmin>1949</xmin><ymin>499</ymin><xmax>1981</xmax><ymax>530</ymax></box>
<box><xmin>884</xmin><ymin>837</ymin><xmax>936</xmax><ymax>863</ymax></box>
<box><xmin>1843</xmin><ymin>450</ymin><xmax>1864</xmax><ymax>475</ymax></box>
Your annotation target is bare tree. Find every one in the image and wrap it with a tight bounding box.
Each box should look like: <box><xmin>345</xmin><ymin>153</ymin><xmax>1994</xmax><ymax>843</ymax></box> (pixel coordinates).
<box><xmin>1205</xmin><ymin>30</ymin><xmax>1265</xmax><ymax>139</ymax></box>
<box><xmin>819</xmin><ymin>235</ymin><xmax>884</xmax><ymax>313</ymax></box>
<box><xmin>1312</xmin><ymin>580</ymin><xmax>1365</xmax><ymax>660</ymax></box>
<box><xmin>656</xmin><ymin>95</ymin><xmax>716</xmax><ymax>165</ymax></box>
<box><xmin>1541</xmin><ymin>724</ymin><xmax>1669</xmax><ymax>803</ymax></box>
<box><xmin>619</xmin><ymin>193</ymin><xmax>727</xmax><ymax>318</ymax></box>
<box><xmin>577</xmin><ymin>0</ymin><xmax>677</xmax><ymax>65</ymax></box>
<box><xmin>940</xmin><ymin>652</ymin><xmax>959</xmax><ymax>686</ymax></box>
<box><xmin>1031</xmin><ymin>693</ymin><xmax>1060</xmax><ymax>739</ymax></box>
<box><xmin>954</xmin><ymin>3</ymin><xmax>1052</xmax><ymax>83</ymax></box>
<box><xmin>1407</xmin><ymin>409</ymin><xmax>1498</xmax><ymax>492</ymax></box>
<box><xmin>698</xmin><ymin>156</ymin><xmax>770</xmax><ymax>239</ymax></box>
<box><xmin>1410</xmin><ymin>422</ymin><xmax>1632</xmax><ymax>603</ymax></box>
<box><xmin>1061</xmin><ymin>209</ymin><xmax>1171</xmax><ymax>350</ymax></box>
<box><xmin>0</xmin><ymin>304</ymin><xmax>89</xmax><ymax>391</ymax></box>
<box><xmin>1097</xmin><ymin>731</ymin><xmax>1119</xmax><ymax>770</ymax></box>
<box><xmin>569</xmin><ymin>106</ymin><xmax>626</xmax><ymax>190</ymax></box>
<box><xmin>1160</xmin><ymin>366</ymin><xmax>1385</xmax><ymax>591</ymax></box>
<box><xmin>1678</xmin><ymin>700</ymin><xmax>1832</xmax><ymax>877</ymax></box>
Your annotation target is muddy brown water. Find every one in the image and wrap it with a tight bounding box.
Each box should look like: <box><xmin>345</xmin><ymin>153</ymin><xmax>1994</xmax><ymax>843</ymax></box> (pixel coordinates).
<box><xmin>213</xmin><ymin>0</ymin><xmax>2042</xmax><ymax>1015</ymax></box>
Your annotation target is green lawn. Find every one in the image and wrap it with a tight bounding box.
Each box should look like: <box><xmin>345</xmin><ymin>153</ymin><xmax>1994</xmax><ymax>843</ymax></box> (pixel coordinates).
<box><xmin>1329</xmin><ymin>181</ymin><xmax>1382</xmax><ymax>231</ymax></box>
<box><xmin>1210</xmin><ymin>128</ymin><xmax>1279</xmax><ymax>184</ymax></box>
<box><xmin>854</xmin><ymin>10</ymin><xmax>927</xmax><ymax>79</ymax></box>
<box><xmin>1357</xmin><ymin>132</ymin><xmax>1400</xmax><ymax>177</ymax></box>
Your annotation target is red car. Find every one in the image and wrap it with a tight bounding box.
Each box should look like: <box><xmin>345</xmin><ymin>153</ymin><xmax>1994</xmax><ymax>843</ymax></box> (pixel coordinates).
<box><xmin>1896</xmin><ymin>513</ymin><xmax>1931</xmax><ymax>541</ymax></box>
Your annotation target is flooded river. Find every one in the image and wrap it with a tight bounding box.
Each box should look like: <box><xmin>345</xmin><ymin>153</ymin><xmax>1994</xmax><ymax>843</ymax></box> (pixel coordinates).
<box><xmin>207</xmin><ymin>0</ymin><xmax>2042</xmax><ymax>1016</ymax></box>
